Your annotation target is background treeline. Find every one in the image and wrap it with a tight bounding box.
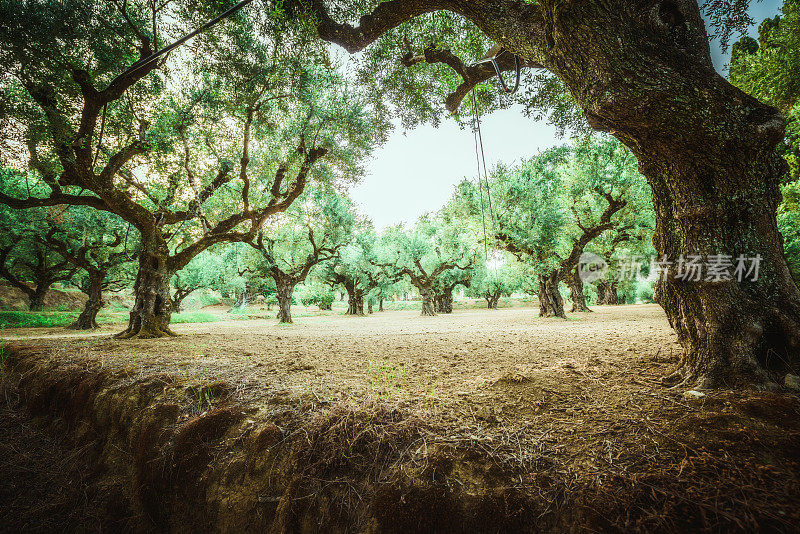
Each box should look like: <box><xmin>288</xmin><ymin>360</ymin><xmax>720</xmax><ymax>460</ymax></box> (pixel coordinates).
<box><xmin>0</xmin><ymin>0</ymin><xmax>798</xmax><ymax>332</ymax></box>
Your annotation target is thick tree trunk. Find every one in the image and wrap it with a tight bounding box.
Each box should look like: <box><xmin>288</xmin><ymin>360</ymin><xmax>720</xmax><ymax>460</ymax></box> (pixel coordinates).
<box><xmin>70</xmin><ymin>273</ymin><xmax>103</xmax><ymax>330</ymax></box>
<box><xmin>485</xmin><ymin>291</ymin><xmax>501</xmax><ymax>309</ymax></box>
<box><xmin>442</xmin><ymin>290</ymin><xmax>453</xmax><ymax>313</ymax></box>
<box><xmin>27</xmin><ymin>285</ymin><xmax>49</xmax><ymax>312</ymax></box>
<box><xmin>117</xmin><ymin>241</ymin><xmax>174</xmax><ymax>339</ymax></box>
<box><xmin>420</xmin><ymin>287</ymin><xmax>436</xmax><ymax>316</ymax></box>
<box><xmin>378</xmin><ymin>298</ymin><xmax>384</xmax><ymax>312</ymax></box>
<box><xmin>538</xmin><ymin>272</ymin><xmax>566</xmax><ymax>319</ymax></box>
<box><xmin>567</xmin><ymin>271</ymin><xmax>592</xmax><ymax>313</ymax></box>
<box><xmin>274</xmin><ymin>275</ymin><xmax>294</xmax><ymax>324</ymax></box>
<box><xmin>510</xmin><ymin>0</ymin><xmax>800</xmax><ymax>385</ymax></box>
<box><xmin>434</xmin><ymin>289</ymin><xmax>454</xmax><ymax>314</ymax></box>
<box><xmin>597</xmin><ymin>280</ymin><xmax>620</xmax><ymax>306</ymax></box>
<box><xmin>344</xmin><ymin>281</ymin><xmax>364</xmax><ymax>316</ymax></box>
<box><xmin>595</xmin><ymin>281</ymin><xmax>606</xmax><ymax>305</ymax></box>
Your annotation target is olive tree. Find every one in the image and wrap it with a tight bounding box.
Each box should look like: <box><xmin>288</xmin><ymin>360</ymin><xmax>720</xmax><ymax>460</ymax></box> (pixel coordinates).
<box><xmin>284</xmin><ymin>0</ymin><xmax>798</xmax><ymax>386</ymax></box>
<box><xmin>0</xmin><ymin>1</ymin><xmax>377</xmax><ymax>337</ymax></box>
<box><xmin>247</xmin><ymin>187</ymin><xmax>356</xmax><ymax>323</ymax></box>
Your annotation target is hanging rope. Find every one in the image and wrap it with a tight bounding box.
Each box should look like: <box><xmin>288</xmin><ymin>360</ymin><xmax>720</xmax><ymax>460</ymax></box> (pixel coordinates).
<box><xmin>471</xmin><ymin>89</ymin><xmax>489</xmax><ymax>263</ymax></box>
<box><xmin>470</xmin><ymin>89</ymin><xmax>499</xmax><ymax>271</ymax></box>
<box><xmin>468</xmin><ymin>48</ymin><xmax>521</xmax><ymax>95</ymax></box>
<box><xmin>466</xmin><ymin>43</ymin><xmax>520</xmax><ymax>262</ymax></box>
<box><xmin>471</xmin><ymin>90</ymin><xmax>496</xmax><ymax>229</ymax></box>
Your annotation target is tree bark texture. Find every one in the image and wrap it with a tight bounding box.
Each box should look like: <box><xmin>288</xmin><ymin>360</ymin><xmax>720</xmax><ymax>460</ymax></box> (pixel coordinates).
<box><xmin>117</xmin><ymin>239</ymin><xmax>174</xmax><ymax>339</ymax></box>
<box><xmin>538</xmin><ymin>272</ymin><xmax>566</xmax><ymax>319</ymax></box>
<box><xmin>596</xmin><ymin>280</ymin><xmax>621</xmax><ymax>306</ymax></box>
<box><xmin>27</xmin><ymin>286</ymin><xmax>49</xmax><ymax>312</ymax></box>
<box><xmin>344</xmin><ymin>281</ymin><xmax>365</xmax><ymax>316</ymax></box>
<box><xmin>70</xmin><ymin>272</ymin><xmax>104</xmax><ymax>330</ymax></box>
<box><xmin>567</xmin><ymin>270</ymin><xmax>592</xmax><ymax>313</ymax></box>
<box><xmin>275</xmin><ymin>274</ymin><xmax>294</xmax><ymax>324</ymax></box>
<box><xmin>420</xmin><ymin>287</ymin><xmax>436</xmax><ymax>316</ymax></box>
<box><xmin>434</xmin><ymin>289</ymin><xmax>454</xmax><ymax>314</ymax></box>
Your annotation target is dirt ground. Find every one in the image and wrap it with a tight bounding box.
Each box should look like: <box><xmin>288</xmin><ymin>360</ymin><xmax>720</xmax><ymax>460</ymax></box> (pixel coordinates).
<box><xmin>2</xmin><ymin>304</ymin><xmax>799</xmax><ymax>532</ymax></box>
<box><xmin>2</xmin><ymin>304</ymin><xmax>679</xmax><ymax>421</ymax></box>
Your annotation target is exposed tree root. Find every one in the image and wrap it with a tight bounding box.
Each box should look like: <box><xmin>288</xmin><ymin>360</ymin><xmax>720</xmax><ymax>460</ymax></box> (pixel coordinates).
<box><xmin>115</xmin><ymin>322</ymin><xmax>177</xmax><ymax>339</ymax></box>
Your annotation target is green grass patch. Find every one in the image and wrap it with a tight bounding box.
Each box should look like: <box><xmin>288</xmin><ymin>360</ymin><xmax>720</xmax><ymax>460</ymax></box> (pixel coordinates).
<box><xmin>0</xmin><ymin>309</ymin><xmax>230</xmax><ymax>329</ymax></box>
<box><xmin>366</xmin><ymin>359</ymin><xmax>407</xmax><ymax>398</ymax></box>
<box><xmin>0</xmin><ymin>310</ymin><xmax>132</xmax><ymax>328</ymax></box>
<box><xmin>170</xmin><ymin>311</ymin><xmax>223</xmax><ymax>324</ymax></box>
<box><xmin>0</xmin><ymin>311</ymin><xmax>79</xmax><ymax>328</ymax></box>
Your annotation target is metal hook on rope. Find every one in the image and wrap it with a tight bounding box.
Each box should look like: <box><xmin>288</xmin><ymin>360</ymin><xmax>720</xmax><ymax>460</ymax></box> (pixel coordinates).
<box><xmin>469</xmin><ymin>47</ymin><xmax>521</xmax><ymax>94</ymax></box>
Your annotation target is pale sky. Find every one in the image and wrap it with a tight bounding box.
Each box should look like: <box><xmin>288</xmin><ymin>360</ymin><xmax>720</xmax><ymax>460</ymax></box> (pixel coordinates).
<box><xmin>351</xmin><ymin>1</ymin><xmax>782</xmax><ymax>230</ymax></box>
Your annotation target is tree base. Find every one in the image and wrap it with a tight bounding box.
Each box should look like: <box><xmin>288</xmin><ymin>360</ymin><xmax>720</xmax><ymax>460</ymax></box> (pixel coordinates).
<box><xmin>660</xmin><ymin>365</ymin><xmax>774</xmax><ymax>391</ymax></box>
<box><xmin>115</xmin><ymin>325</ymin><xmax>177</xmax><ymax>339</ymax></box>
<box><xmin>115</xmin><ymin>313</ymin><xmax>177</xmax><ymax>339</ymax></box>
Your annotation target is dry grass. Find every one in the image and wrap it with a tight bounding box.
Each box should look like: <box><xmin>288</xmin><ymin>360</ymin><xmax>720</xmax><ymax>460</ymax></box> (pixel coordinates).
<box><xmin>1</xmin><ymin>306</ymin><xmax>799</xmax><ymax>532</ymax></box>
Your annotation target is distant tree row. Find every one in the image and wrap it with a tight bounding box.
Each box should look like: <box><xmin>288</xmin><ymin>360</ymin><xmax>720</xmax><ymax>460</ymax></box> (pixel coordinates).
<box><xmin>0</xmin><ymin>133</ymin><xmax>662</xmax><ymax>327</ymax></box>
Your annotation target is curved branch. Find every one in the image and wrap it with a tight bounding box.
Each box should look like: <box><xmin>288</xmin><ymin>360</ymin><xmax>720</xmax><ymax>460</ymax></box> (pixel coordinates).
<box><xmin>402</xmin><ymin>45</ymin><xmax>542</xmax><ymax>112</ymax></box>
<box><xmin>310</xmin><ymin>0</ymin><xmax>453</xmax><ymax>53</ymax></box>
<box><xmin>0</xmin><ymin>190</ymin><xmax>110</xmax><ymax>211</ymax></box>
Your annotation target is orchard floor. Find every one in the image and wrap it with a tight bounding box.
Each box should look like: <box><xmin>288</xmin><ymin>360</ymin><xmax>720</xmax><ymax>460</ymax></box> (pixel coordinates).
<box><xmin>1</xmin><ymin>304</ymin><xmax>799</xmax><ymax>532</ymax></box>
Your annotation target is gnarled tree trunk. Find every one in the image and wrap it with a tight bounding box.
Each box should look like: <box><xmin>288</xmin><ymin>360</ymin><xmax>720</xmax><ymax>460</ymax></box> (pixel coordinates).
<box><xmin>309</xmin><ymin>0</ymin><xmax>800</xmax><ymax>387</ymax></box>
<box><xmin>419</xmin><ymin>287</ymin><xmax>436</xmax><ymax>316</ymax></box>
<box><xmin>524</xmin><ymin>0</ymin><xmax>800</xmax><ymax>386</ymax></box>
<box><xmin>70</xmin><ymin>272</ymin><xmax>104</xmax><ymax>330</ymax></box>
<box><xmin>27</xmin><ymin>285</ymin><xmax>49</xmax><ymax>312</ymax></box>
<box><xmin>117</xmin><ymin>240</ymin><xmax>174</xmax><ymax>339</ymax></box>
<box><xmin>344</xmin><ymin>280</ymin><xmax>365</xmax><ymax>316</ymax></box>
<box><xmin>274</xmin><ymin>274</ymin><xmax>295</xmax><ymax>324</ymax></box>
<box><xmin>378</xmin><ymin>298</ymin><xmax>384</xmax><ymax>312</ymax></box>
<box><xmin>567</xmin><ymin>270</ymin><xmax>592</xmax><ymax>313</ymax></box>
<box><xmin>538</xmin><ymin>272</ymin><xmax>566</xmax><ymax>319</ymax></box>
<box><xmin>485</xmin><ymin>291</ymin><xmax>501</xmax><ymax>309</ymax></box>
<box><xmin>434</xmin><ymin>289</ymin><xmax>454</xmax><ymax>314</ymax></box>
<box><xmin>597</xmin><ymin>280</ymin><xmax>620</xmax><ymax>306</ymax></box>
